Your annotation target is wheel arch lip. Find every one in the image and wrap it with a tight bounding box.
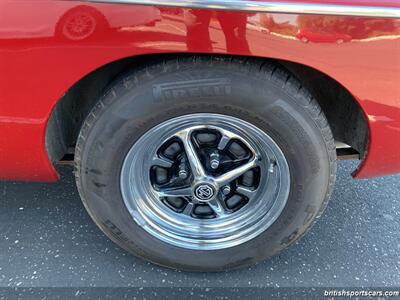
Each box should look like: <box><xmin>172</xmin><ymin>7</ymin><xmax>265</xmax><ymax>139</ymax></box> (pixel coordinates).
<box><xmin>45</xmin><ymin>52</ymin><xmax>374</xmax><ymax>179</ymax></box>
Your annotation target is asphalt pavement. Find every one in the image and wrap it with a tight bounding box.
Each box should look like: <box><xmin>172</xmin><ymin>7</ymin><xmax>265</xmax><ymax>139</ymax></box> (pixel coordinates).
<box><xmin>0</xmin><ymin>161</ymin><xmax>399</xmax><ymax>293</ymax></box>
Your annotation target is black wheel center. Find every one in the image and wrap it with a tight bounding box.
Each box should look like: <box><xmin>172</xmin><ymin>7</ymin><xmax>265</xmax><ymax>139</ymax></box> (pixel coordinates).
<box><xmin>150</xmin><ymin>126</ymin><xmax>261</xmax><ymax>217</ymax></box>
<box><xmin>194</xmin><ymin>184</ymin><xmax>215</xmax><ymax>202</ymax></box>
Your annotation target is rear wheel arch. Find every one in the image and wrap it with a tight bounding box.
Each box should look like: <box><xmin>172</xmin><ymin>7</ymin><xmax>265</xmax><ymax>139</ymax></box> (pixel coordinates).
<box><xmin>45</xmin><ymin>53</ymin><xmax>369</xmax><ymax>170</ymax></box>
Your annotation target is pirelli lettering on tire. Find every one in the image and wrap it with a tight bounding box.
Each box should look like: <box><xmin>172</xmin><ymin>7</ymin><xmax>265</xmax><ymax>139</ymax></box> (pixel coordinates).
<box><xmin>153</xmin><ymin>78</ymin><xmax>231</xmax><ymax>102</ymax></box>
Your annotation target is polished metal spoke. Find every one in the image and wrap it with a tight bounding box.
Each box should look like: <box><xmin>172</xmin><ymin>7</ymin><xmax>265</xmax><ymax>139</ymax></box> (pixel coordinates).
<box><xmin>215</xmin><ymin>156</ymin><xmax>259</xmax><ymax>186</ymax></box>
<box><xmin>176</xmin><ymin>130</ymin><xmax>206</xmax><ymax>179</ymax></box>
<box><xmin>157</xmin><ymin>186</ymin><xmax>192</xmax><ymax>198</ymax></box>
<box><xmin>236</xmin><ymin>186</ymin><xmax>256</xmax><ymax>198</ymax></box>
<box><xmin>207</xmin><ymin>198</ymin><xmax>226</xmax><ymax>216</ymax></box>
<box><xmin>217</xmin><ymin>129</ymin><xmax>242</xmax><ymax>150</ymax></box>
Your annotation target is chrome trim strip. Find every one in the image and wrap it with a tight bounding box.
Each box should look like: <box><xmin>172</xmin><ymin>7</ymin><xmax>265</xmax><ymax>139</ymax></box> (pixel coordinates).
<box><xmin>84</xmin><ymin>0</ymin><xmax>400</xmax><ymax>18</ymax></box>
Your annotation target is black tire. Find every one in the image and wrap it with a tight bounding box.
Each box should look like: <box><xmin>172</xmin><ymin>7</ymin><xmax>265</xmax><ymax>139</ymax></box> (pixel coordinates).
<box><xmin>75</xmin><ymin>56</ymin><xmax>337</xmax><ymax>272</ymax></box>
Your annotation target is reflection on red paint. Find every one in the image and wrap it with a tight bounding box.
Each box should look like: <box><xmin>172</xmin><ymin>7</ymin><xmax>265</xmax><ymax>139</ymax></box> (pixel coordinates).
<box><xmin>184</xmin><ymin>11</ymin><xmax>250</xmax><ymax>53</ymax></box>
<box><xmin>296</xmin><ymin>28</ymin><xmax>352</xmax><ymax>43</ymax></box>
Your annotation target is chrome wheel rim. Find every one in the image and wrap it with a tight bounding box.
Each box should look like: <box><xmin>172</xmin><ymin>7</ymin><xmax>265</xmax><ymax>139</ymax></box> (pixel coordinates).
<box><xmin>120</xmin><ymin>113</ymin><xmax>290</xmax><ymax>250</ymax></box>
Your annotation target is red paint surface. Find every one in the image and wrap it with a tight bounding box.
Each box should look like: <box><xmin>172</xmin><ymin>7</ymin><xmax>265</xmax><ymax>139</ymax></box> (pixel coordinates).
<box><xmin>0</xmin><ymin>0</ymin><xmax>399</xmax><ymax>181</ymax></box>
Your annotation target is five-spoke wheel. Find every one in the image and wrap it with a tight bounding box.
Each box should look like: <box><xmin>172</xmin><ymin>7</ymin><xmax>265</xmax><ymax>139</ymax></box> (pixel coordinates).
<box><xmin>120</xmin><ymin>114</ymin><xmax>290</xmax><ymax>250</ymax></box>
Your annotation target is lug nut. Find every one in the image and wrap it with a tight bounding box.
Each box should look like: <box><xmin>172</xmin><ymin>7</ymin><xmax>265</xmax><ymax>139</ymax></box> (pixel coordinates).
<box><xmin>211</xmin><ymin>160</ymin><xmax>219</xmax><ymax>169</ymax></box>
<box><xmin>221</xmin><ymin>185</ymin><xmax>231</xmax><ymax>195</ymax></box>
<box><xmin>210</xmin><ymin>152</ymin><xmax>220</xmax><ymax>169</ymax></box>
<box><xmin>178</xmin><ymin>159</ymin><xmax>189</xmax><ymax>179</ymax></box>
<box><xmin>179</xmin><ymin>169</ymin><xmax>188</xmax><ymax>179</ymax></box>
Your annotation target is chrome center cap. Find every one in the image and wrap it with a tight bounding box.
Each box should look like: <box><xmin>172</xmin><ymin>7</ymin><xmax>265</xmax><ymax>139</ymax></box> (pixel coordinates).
<box><xmin>194</xmin><ymin>184</ymin><xmax>215</xmax><ymax>202</ymax></box>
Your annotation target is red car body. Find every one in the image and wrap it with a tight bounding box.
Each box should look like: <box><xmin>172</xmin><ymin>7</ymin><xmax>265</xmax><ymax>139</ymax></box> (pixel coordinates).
<box><xmin>0</xmin><ymin>0</ymin><xmax>399</xmax><ymax>182</ymax></box>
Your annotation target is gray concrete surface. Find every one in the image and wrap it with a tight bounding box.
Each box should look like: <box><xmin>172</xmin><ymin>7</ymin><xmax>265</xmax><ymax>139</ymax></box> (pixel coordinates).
<box><xmin>0</xmin><ymin>161</ymin><xmax>399</xmax><ymax>289</ymax></box>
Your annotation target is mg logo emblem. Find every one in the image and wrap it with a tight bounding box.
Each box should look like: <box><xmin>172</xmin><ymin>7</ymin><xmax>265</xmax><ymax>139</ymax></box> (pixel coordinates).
<box><xmin>194</xmin><ymin>184</ymin><xmax>215</xmax><ymax>201</ymax></box>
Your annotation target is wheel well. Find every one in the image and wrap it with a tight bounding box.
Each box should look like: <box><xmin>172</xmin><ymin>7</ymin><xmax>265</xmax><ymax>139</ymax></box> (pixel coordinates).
<box><xmin>45</xmin><ymin>53</ymin><xmax>369</xmax><ymax>163</ymax></box>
